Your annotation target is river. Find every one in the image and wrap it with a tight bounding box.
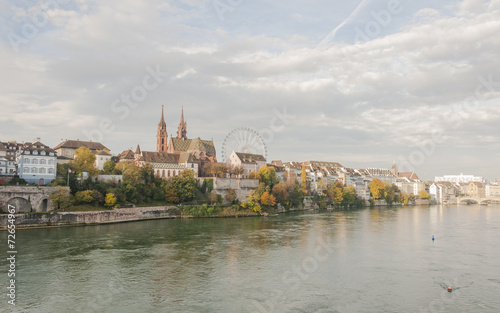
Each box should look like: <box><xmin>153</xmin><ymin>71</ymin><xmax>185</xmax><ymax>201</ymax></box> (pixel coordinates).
<box><xmin>2</xmin><ymin>204</ymin><xmax>500</xmax><ymax>313</ymax></box>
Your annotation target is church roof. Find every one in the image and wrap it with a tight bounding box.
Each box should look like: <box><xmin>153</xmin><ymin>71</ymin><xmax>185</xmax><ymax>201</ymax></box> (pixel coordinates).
<box><xmin>170</xmin><ymin>137</ymin><xmax>216</xmax><ymax>155</ymax></box>
<box><xmin>178</xmin><ymin>152</ymin><xmax>197</xmax><ymax>163</ymax></box>
<box><xmin>141</xmin><ymin>151</ymin><xmax>180</xmax><ymax>164</ymax></box>
<box><xmin>54</xmin><ymin>140</ymin><xmax>109</xmax><ymax>152</ymax></box>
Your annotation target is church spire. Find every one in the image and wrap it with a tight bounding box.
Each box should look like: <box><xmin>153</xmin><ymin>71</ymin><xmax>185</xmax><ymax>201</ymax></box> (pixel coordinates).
<box><xmin>177</xmin><ymin>106</ymin><xmax>188</xmax><ymax>139</ymax></box>
<box><xmin>156</xmin><ymin>105</ymin><xmax>168</xmax><ymax>152</ymax></box>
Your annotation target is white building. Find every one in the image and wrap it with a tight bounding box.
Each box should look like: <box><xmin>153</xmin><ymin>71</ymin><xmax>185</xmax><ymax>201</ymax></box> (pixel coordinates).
<box><xmin>54</xmin><ymin>139</ymin><xmax>110</xmax><ymax>160</ymax></box>
<box><xmin>435</xmin><ymin>174</ymin><xmax>485</xmax><ymax>184</ymax></box>
<box><xmin>95</xmin><ymin>150</ymin><xmax>112</xmax><ymax>171</ymax></box>
<box><xmin>227</xmin><ymin>151</ymin><xmax>266</xmax><ymax>179</ymax></box>
<box><xmin>17</xmin><ymin>141</ymin><xmax>57</xmax><ymax>185</ymax></box>
<box><xmin>0</xmin><ymin>141</ymin><xmax>23</xmax><ymax>175</ymax></box>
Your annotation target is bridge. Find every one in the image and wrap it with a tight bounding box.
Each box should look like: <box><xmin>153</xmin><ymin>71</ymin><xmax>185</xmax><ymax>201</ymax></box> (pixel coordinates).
<box><xmin>456</xmin><ymin>196</ymin><xmax>500</xmax><ymax>205</ymax></box>
<box><xmin>0</xmin><ymin>186</ymin><xmax>69</xmax><ymax>213</ymax></box>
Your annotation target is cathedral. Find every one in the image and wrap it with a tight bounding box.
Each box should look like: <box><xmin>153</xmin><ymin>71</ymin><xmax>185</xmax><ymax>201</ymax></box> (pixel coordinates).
<box><xmin>119</xmin><ymin>106</ymin><xmax>217</xmax><ymax>178</ymax></box>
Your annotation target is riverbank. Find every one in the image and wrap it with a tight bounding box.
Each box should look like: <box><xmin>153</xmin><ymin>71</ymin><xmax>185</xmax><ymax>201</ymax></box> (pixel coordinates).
<box><xmin>0</xmin><ymin>206</ymin><xmax>261</xmax><ymax>230</ymax></box>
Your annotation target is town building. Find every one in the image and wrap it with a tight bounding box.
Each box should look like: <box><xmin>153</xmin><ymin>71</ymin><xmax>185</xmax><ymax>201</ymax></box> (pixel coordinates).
<box><xmin>134</xmin><ymin>145</ymin><xmax>199</xmax><ymax>179</ymax></box>
<box><xmin>17</xmin><ymin>141</ymin><xmax>57</xmax><ymax>185</ymax></box>
<box><xmin>435</xmin><ymin>174</ymin><xmax>485</xmax><ymax>184</ymax></box>
<box><xmin>95</xmin><ymin>150</ymin><xmax>112</xmax><ymax>170</ymax></box>
<box><xmin>227</xmin><ymin>151</ymin><xmax>267</xmax><ymax>178</ymax></box>
<box><xmin>54</xmin><ymin>139</ymin><xmax>111</xmax><ymax>168</ymax></box>
<box><xmin>466</xmin><ymin>182</ymin><xmax>486</xmax><ymax>198</ymax></box>
<box><xmin>429</xmin><ymin>182</ymin><xmax>460</xmax><ymax>204</ymax></box>
<box><xmin>0</xmin><ymin>141</ymin><xmax>23</xmax><ymax>175</ymax></box>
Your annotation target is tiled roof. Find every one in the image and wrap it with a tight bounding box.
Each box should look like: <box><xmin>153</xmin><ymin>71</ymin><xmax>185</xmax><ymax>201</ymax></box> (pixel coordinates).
<box><xmin>20</xmin><ymin>141</ymin><xmax>55</xmax><ymax>155</ymax></box>
<box><xmin>170</xmin><ymin>137</ymin><xmax>216</xmax><ymax>155</ymax></box>
<box><xmin>235</xmin><ymin>152</ymin><xmax>266</xmax><ymax>164</ymax></box>
<box><xmin>0</xmin><ymin>142</ymin><xmax>6</xmax><ymax>151</ymax></box>
<box><xmin>306</xmin><ymin>161</ymin><xmax>344</xmax><ymax>168</ymax></box>
<box><xmin>54</xmin><ymin>140</ymin><xmax>109</xmax><ymax>151</ymax></box>
<box><xmin>96</xmin><ymin>150</ymin><xmax>112</xmax><ymax>156</ymax></box>
<box><xmin>141</xmin><ymin>152</ymin><xmax>180</xmax><ymax>164</ymax></box>
<box><xmin>398</xmin><ymin>172</ymin><xmax>421</xmax><ymax>182</ymax></box>
<box><xmin>178</xmin><ymin>152</ymin><xmax>197</xmax><ymax>163</ymax></box>
<box><xmin>117</xmin><ymin>149</ymin><xmax>135</xmax><ymax>161</ymax></box>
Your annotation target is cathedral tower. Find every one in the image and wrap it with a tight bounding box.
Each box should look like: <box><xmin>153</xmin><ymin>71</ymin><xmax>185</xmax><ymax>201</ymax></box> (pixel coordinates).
<box><xmin>177</xmin><ymin>107</ymin><xmax>188</xmax><ymax>139</ymax></box>
<box><xmin>156</xmin><ymin>105</ymin><xmax>168</xmax><ymax>152</ymax></box>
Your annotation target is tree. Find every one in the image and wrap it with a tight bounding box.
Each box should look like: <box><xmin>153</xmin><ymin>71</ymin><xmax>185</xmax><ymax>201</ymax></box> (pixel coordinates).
<box><xmin>369</xmin><ymin>178</ymin><xmax>385</xmax><ymax>200</ymax></box>
<box><xmin>225</xmin><ymin>188</ymin><xmax>237</xmax><ymax>204</ymax></box>
<box><xmin>72</xmin><ymin>146</ymin><xmax>99</xmax><ymax>176</ymax></box>
<box><xmin>399</xmin><ymin>192</ymin><xmax>409</xmax><ymax>205</ymax></box>
<box><xmin>258</xmin><ymin>166</ymin><xmax>278</xmax><ymax>188</ymax></box>
<box><xmin>172</xmin><ymin>170</ymin><xmax>197</xmax><ymax>203</ymax></box>
<box><xmin>333</xmin><ymin>182</ymin><xmax>344</xmax><ymax>206</ymax></box>
<box><xmin>272</xmin><ymin>183</ymin><xmax>288</xmax><ymax>204</ymax></box>
<box><xmin>208</xmin><ymin>190</ymin><xmax>218</xmax><ymax>205</ymax></box>
<box><xmin>248</xmin><ymin>171</ymin><xmax>259</xmax><ymax>180</ymax></box>
<box><xmin>103</xmin><ymin>159</ymin><xmax>116</xmax><ymax>174</ymax></box>
<box><xmin>261</xmin><ymin>191</ymin><xmax>276</xmax><ymax>207</ymax></box>
<box><xmin>301</xmin><ymin>165</ymin><xmax>307</xmax><ymax>186</ymax></box>
<box><xmin>75</xmin><ymin>190</ymin><xmax>95</xmax><ymax>204</ymax></box>
<box><xmin>316</xmin><ymin>179</ymin><xmax>326</xmax><ymax>197</ymax></box>
<box><xmin>165</xmin><ymin>181</ymin><xmax>180</xmax><ymax>204</ymax></box>
<box><xmin>49</xmin><ymin>189</ymin><xmax>74</xmax><ymax>210</ymax></box>
<box><xmin>105</xmin><ymin>193</ymin><xmax>117</xmax><ymax>207</ymax></box>
<box><xmin>342</xmin><ymin>185</ymin><xmax>356</xmax><ymax>207</ymax></box>
<box><xmin>419</xmin><ymin>190</ymin><xmax>431</xmax><ymax>200</ymax></box>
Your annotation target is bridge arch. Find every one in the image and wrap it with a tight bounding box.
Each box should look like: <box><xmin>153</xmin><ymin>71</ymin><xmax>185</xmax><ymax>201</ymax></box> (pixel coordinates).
<box><xmin>6</xmin><ymin>197</ymin><xmax>32</xmax><ymax>213</ymax></box>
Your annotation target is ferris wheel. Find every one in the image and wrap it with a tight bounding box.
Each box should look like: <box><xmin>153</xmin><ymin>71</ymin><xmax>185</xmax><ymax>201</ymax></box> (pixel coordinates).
<box><xmin>221</xmin><ymin>127</ymin><xmax>268</xmax><ymax>162</ymax></box>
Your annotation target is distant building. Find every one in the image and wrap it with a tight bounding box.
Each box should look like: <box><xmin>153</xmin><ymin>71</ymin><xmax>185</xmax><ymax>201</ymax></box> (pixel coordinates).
<box><xmin>54</xmin><ymin>139</ymin><xmax>110</xmax><ymax>159</ymax></box>
<box><xmin>95</xmin><ymin>150</ymin><xmax>112</xmax><ymax>170</ymax></box>
<box><xmin>435</xmin><ymin>174</ymin><xmax>485</xmax><ymax>184</ymax></box>
<box><xmin>227</xmin><ymin>151</ymin><xmax>267</xmax><ymax>178</ymax></box>
<box><xmin>17</xmin><ymin>141</ymin><xmax>57</xmax><ymax>184</ymax></box>
<box><xmin>0</xmin><ymin>141</ymin><xmax>23</xmax><ymax>175</ymax></box>
<box><xmin>134</xmin><ymin>145</ymin><xmax>199</xmax><ymax>179</ymax></box>
<box><xmin>466</xmin><ymin>182</ymin><xmax>486</xmax><ymax>198</ymax></box>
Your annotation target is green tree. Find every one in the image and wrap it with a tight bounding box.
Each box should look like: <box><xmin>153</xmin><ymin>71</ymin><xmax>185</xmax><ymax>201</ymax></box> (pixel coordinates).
<box><xmin>172</xmin><ymin>170</ymin><xmax>197</xmax><ymax>203</ymax></box>
<box><xmin>105</xmin><ymin>193</ymin><xmax>117</xmax><ymax>207</ymax></box>
<box><xmin>165</xmin><ymin>181</ymin><xmax>180</xmax><ymax>204</ymax></box>
<box><xmin>71</xmin><ymin>146</ymin><xmax>99</xmax><ymax>176</ymax></box>
<box><xmin>225</xmin><ymin>188</ymin><xmax>237</xmax><ymax>204</ymax></box>
<box><xmin>49</xmin><ymin>189</ymin><xmax>74</xmax><ymax>210</ymax></box>
<box><xmin>369</xmin><ymin>178</ymin><xmax>385</xmax><ymax>200</ymax></box>
<box><xmin>258</xmin><ymin>166</ymin><xmax>278</xmax><ymax>188</ymax></box>
<box><xmin>342</xmin><ymin>185</ymin><xmax>356</xmax><ymax>207</ymax></box>
<box><xmin>103</xmin><ymin>159</ymin><xmax>116</xmax><ymax>174</ymax></box>
<box><xmin>75</xmin><ymin>190</ymin><xmax>95</xmax><ymax>204</ymax></box>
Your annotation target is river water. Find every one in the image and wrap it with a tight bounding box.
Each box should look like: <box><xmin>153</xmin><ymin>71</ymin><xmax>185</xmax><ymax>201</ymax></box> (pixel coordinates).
<box><xmin>2</xmin><ymin>204</ymin><xmax>500</xmax><ymax>313</ymax></box>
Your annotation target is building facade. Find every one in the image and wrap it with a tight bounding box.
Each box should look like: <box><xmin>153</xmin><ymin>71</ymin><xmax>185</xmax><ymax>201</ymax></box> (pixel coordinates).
<box><xmin>227</xmin><ymin>151</ymin><xmax>267</xmax><ymax>178</ymax></box>
<box><xmin>17</xmin><ymin>141</ymin><xmax>57</xmax><ymax>184</ymax></box>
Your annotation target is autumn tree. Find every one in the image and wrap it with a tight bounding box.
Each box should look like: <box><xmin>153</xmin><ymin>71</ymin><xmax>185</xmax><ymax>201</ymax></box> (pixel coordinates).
<box><xmin>272</xmin><ymin>182</ymin><xmax>288</xmax><ymax>204</ymax></box>
<box><xmin>172</xmin><ymin>170</ymin><xmax>197</xmax><ymax>203</ymax></box>
<box><xmin>316</xmin><ymin>179</ymin><xmax>326</xmax><ymax>197</ymax></box>
<box><xmin>165</xmin><ymin>181</ymin><xmax>180</xmax><ymax>204</ymax></box>
<box><xmin>261</xmin><ymin>191</ymin><xmax>276</xmax><ymax>207</ymax></box>
<box><xmin>105</xmin><ymin>193</ymin><xmax>117</xmax><ymax>207</ymax></box>
<box><xmin>301</xmin><ymin>164</ymin><xmax>307</xmax><ymax>186</ymax></box>
<box><xmin>342</xmin><ymin>185</ymin><xmax>356</xmax><ymax>207</ymax></box>
<box><xmin>369</xmin><ymin>178</ymin><xmax>385</xmax><ymax>200</ymax></box>
<box><xmin>419</xmin><ymin>190</ymin><xmax>430</xmax><ymax>200</ymax></box>
<box><xmin>225</xmin><ymin>188</ymin><xmax>237</xmax><ymax>204</ymax></box>
<box><xmin>208</xmin><ymin>190</ymin><xmax>218</xmax><ymax>205</ymax></box>
<box><xmin>71</xmin><ymin>146</ymin><xmax>99</xmax><ymax>176</ymax></box>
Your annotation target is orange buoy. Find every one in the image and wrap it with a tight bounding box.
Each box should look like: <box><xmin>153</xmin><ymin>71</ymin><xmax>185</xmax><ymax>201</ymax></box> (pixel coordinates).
<box><xmin>447</xmin><ymin>287</ymin><xmax>452</xmax><ymax>292</ymax></box>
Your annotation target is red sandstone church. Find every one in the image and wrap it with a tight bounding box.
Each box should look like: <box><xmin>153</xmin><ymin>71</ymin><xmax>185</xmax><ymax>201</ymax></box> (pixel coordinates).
<box><xmin>118</xmin><ymin>106</ymin><xmax>217</xmax><ymax>178</ymax></box>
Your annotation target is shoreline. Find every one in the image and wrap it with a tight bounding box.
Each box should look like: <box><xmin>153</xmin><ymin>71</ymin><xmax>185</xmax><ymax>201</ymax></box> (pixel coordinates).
<box><xmin>0</xmin><ymin>201</ymin><xmax>433</xmax><ymax>230</ymax></box>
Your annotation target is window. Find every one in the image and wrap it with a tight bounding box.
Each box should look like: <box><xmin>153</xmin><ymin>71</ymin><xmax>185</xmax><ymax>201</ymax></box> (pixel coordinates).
<box><xmin>48</xmin><ymin>159</ymin><xmax>54</xmax><ymax>165</ymax></box>
<box><xmin>33</xmin><ymin>159</ymin><xmax>38</xmax><ymax>164</ymax></box>
<box><xmin>33</xmin><ymin>150</ymin><xmax>38</xmax><ymax>155</ymax></box>
<box><xmin>32</xmin><ymin>168</ymin><xmax>37</xmax><ymax>173</ymax></box>
<box><xmin>48</xmin><ymin>168</ymin><xmax>54</xmax><ymax>174</ymax></box>
<box><xmin>41</xmin><ymin>151</ymin><xmax>46</xmax><ymax>155</ymax></box>
<box><xmin>24</xmin><ymin>167</ymin><xmax>29</xmax><ymax>173</ymax></box>
<box><xmin>40</xmin><ymin>159</ymin><xmax>46</xmax><ymax>164</ymax></box>
<box><xmin>49</xmin><ymin>152</ymin><xmax>54</xmax><ymax>156</ymax></box>
<box><xmin>39</xmin><ymin>168</ymin><xmax>46</xmax><ymax>174</ymax></box>
<box><xmin>25</xmin><ymin>158</ymin><xmax>30</xmax><ymax>164</ymax></box>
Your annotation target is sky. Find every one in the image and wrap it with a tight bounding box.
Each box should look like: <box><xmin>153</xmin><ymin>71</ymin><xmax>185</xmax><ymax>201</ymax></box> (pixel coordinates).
<box><xmin>1</xmin><ymin>0</ymin><xmax>500</xmax><ymax>181</ymax></box>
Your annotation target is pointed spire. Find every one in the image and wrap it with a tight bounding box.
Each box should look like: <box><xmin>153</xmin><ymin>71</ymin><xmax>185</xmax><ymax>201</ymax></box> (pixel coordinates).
<box><xmin>135</xmin><ymin>144</ymin><xmax>141</xmax><ymax>155</ymax></box>
<box><xmin>157</xmin><ymin>105</ymin><xmax>168</xmax><ymax>152</ymax></box>
<box><xmin>159</xmin><ymin>105</ymin><xmax>166</xmax><ymax>126</ymax></box>
<box><xmin>180</xmin><ymin>106</ymin><xmax>185</xmax><ymax>123</ymax></box>
<box><xmin>177</xmin><ymin>106</ymin><xmax>188</xmax><ymax>139</ymax></box>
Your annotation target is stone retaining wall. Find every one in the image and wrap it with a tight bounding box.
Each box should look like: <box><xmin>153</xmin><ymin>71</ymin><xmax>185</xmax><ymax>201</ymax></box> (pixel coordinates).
<box><xmin>0</xmin><ymin>206</ymin><xmax>179</xmax><ymax>229</ymax></box>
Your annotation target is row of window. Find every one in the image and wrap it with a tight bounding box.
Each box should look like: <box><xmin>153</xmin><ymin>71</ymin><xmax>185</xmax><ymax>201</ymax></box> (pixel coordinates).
<box><xmin>157</xmin><ymin>169</ymin><xmax>181</xmax><ymax>178</ymax></box>
<box><xmin>0</xmin><ymin>169</ymin><xmax>15</xmax><ymax>173</ymax></box>
<box><xmin>23</xmin><ymin>167</ymin><xmax>54</xmax><ymax>174</ymax></box>
<box><xmin>23</xmin><ymin>151</ymin><xmax>54</xmax><ymax>156</ymax></box>
<box><xmin>24</xmin><ymin>158</ymin><xmax>55</xmax><ymax>165</ymax></box>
